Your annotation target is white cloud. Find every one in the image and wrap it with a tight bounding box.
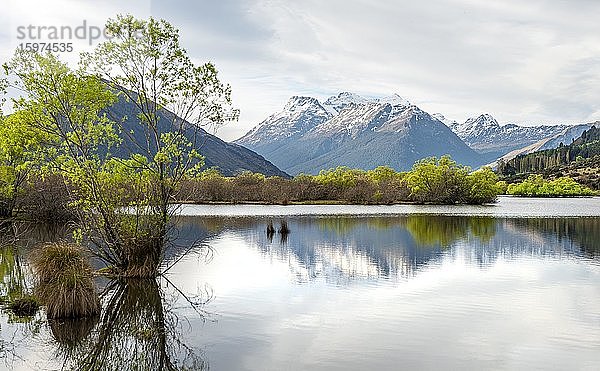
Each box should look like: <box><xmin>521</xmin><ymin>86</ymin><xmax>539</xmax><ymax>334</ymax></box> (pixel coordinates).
<box><xmin>3</xmin><ymin>0</ymin><xmax>600</xmax><ymax>140</ymax></box>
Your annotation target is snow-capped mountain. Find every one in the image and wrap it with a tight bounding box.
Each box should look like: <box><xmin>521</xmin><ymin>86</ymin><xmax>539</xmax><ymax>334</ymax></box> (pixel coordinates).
<box><xmin>448</xmin><ymin>113</ymin><xmax>568</xmax><ymax>157</ymax></box>
<box><xmin>432</xmin><ymin>113</ymin><xmax>458</xmax><ymax>128</ymax></box>
<box><xmin>239</xmin><ymin>96</ymin><xmax>332</xmax><ymax>146</ymax></box>
<box><xmin>236</xmin><ymin>92</ymin><xmax>481</xmax><ymax>174</ymax></box>
<box><xmin>321</xmin><ymin>92</ymin><xmax>370</xmax><ymax>114</ymax></box>
<box><xmin>537</xmin><ymin>124</ymin><xmax>595</xmax><ymax>151</ymax></box>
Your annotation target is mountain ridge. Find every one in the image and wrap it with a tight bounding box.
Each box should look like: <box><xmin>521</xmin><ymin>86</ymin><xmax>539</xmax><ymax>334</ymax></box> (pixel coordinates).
<box><xmin>106</xmin><ymin>97</ymin><xmax>288</xmax><ymax>177</ymax></box>
<box><xmin>445</xmin><ymin>113</ymin><xmax>568</xmax><ymax>157</ymax></box>
<box><xmin>236</xmin><ymin>92</ymin><xmax>481</xmax><ymax>174</ymax></box>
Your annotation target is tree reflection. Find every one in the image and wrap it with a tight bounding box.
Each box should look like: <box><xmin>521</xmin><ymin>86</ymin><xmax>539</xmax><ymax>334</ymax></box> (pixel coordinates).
<box><xmin>509</xmin><ymin>218</ymin><xmax>600</xmax><ymax>257</ymax></box>
<box><xmin>56</xmin><ymin>278</ymin><xmax>209</xmax><ymax>371</ymax></box>
<box><xmin>404</xmin><ymin>216</ymin><xmax>496</xmax><ymax>247</ymax></box>
<box><xmin>0</xmin><ymin>245</ymin><xmax>27</xmax><ymax>305</ymax></box>
<box><xmin>0</xmin><ymin>223</ymin><xmax>39</xmax><ymax>318</ymax></box>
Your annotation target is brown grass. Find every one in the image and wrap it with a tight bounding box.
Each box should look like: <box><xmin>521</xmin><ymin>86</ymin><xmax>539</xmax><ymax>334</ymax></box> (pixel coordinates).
<box><xmin>30</xmin><ymin>243</ymin><xmax>100</xmax><ymax>319</ymax></box>
<box><xmin>7</xmin><ymin>295</ymin><xmax>40</xmax><ymax>317</ymax></box>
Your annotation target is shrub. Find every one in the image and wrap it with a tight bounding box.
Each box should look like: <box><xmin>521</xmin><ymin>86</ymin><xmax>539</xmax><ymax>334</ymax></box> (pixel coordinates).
<box><xmin>507</xmin><ymin>175</ymin><xmax>597</xmax><ymax>197</ymax></box>
<box><xmin>466</xmin><ymin>167</ymin><xmax>501</xmax><ymax>204</ymax></box>
<box><xmin>19</xmin><ymin>174</ymin><xmax>77</xmax><ymax>222</ymax></box>
<box><xmin>175</xmin><ymin>157</ymin><xmax>499</xmax><ymax>205</ymax></box>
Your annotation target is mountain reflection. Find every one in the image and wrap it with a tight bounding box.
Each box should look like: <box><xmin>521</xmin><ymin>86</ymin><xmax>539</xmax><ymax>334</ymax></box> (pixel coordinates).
<box><xmin>1</xmin><ymin>215</ymin><xmax>599</xmax><ymax>370</ymax></box>
<box><xmin>177</xmin><ymin>215</ymin><xmax>600</xmax><ymax>283</ymax></box>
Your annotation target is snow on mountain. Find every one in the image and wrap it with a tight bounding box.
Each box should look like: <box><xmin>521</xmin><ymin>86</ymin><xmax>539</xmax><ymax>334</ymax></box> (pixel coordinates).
<box><xmin>238</xmin><ymin>96</ymin><xmax>332</xmax><ymax>146</ymax></box>
<box><xmin>321</xmin><ymin>92</ymin><xmax>369</xmax><ymax>114</ymax></box>
<box><xmin>432</xmin><ymin>113</ymin><xmax>458</xmax><ymax>128</ymax></box>
<box><xmin>311</xmin><ymin>101</ymin><xmax>389</xmax><ymax>138</ymax></box>
<box><xmin>236</xmin><ymin>92</ymin><xmax>481</xmax><ymax>174</ymax></box>
<box><xmin>375</xmin><ymin>94</ymin><xmax>412</xmax><ymax>107</ymax></box>
<box><xmin>239</xmin><ymin>92</ymin><xmax>416</xmax><ymax>144</ymax></box>
<box><xmin>537</xmin><ymin>123</ymin><xmax>595</xmax><ymax>150</ymax></box>
<box><xmin>486</xmin><ymin>123</ymin><xmax>598</xmax><ymax>168</ymax></box>
<box><xmin>458</xmin><ymin>114</ymin><xmax>500</xmax><ymax>138</ymax></box>
<box><xmin>237</xmin><ymin>93</ymin><xmax>596</xmax><ymax>174</ymax></box>
<box><xmin>450</xmin><ymin>113</ymin><xmax>568</xmax><ymax>156</ymax></box>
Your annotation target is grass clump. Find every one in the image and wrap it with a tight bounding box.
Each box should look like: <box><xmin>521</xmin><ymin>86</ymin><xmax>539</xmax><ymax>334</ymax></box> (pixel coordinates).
<box><xmin>31</xmin><ymin>243</ymin><xmax>100</xmax><ymax>319</ymax></box>
<box><xmin>7</xmin><ymin>295</ymin><xmax>40</xmax><ymax>317</ymax></box>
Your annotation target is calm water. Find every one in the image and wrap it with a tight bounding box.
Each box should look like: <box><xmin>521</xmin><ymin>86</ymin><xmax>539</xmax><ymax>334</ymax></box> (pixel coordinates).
<box><xmin>1</xmin><ymin>198</ymin><xmax>600</xmax><ymax>370</ymax></box>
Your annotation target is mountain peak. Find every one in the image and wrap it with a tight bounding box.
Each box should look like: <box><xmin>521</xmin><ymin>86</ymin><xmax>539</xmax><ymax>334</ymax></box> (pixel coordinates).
<box><xmin>336</xmin><ymin>91</ymin><xmax>367</xmax><ymax>101</ymax></box>
<box><xmin>432</xmin><ymin>113</ymin><xmax>458</xmax><ymax>128</ymax></box>
<box><xmin>237</xmin><ymin>95</ymin><xmax>332</xmax><ymax>146</ymax></box>
<box><xmin>284</xmin><ymin>96</ymin><xmax>322</xmax><ymax>111</ymax></box>
<box><xmin>465</xmin><ymin>113</ymin><xmax>498</xmax><ymax>126</ymax></box>
<box><xmin>376</xmin><ymin>93</ymin><xmax>412</xmax><ymax>107</ymax></box>
<box><xmin>237</xmin><ymin>91</ymin><xmax>481</xmax><ymax>174</ymax></box>
<box><xmin>323</xmin><ymin>92</ymin><xmax>369</xmax><ymax>114</ymax></box>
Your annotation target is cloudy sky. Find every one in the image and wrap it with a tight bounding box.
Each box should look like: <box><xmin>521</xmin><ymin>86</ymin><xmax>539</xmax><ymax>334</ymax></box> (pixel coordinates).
<box><xmin>2</xmin><ymin>0</ymin><xmax>600</xmax><ymax>141</ymax></box>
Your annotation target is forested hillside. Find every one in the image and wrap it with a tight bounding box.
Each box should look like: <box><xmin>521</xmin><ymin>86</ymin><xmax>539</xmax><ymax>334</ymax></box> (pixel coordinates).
<box><xmin>498</xmin><ymin>126</ymin><xmax>600</xmax><ymax>189</ymax></box>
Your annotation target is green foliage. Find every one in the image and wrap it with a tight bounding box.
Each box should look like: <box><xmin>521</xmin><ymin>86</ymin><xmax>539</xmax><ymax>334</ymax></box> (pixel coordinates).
<box><xmin>366</xmin><ymin>166</ymin><xmax>403</xmax><ymax>183</ymax></box>
<box><xmin>0</xmin><ymin>111</ymin><xmax>49</xmax><ymax>217</ymax></box>
<box><xmin>182</xmin><ymin>156</ymin><xmax>500</xmax><ymax>205</ymax></box>
<box><xmin>5</xmin><ymin>51</ymin><xmax>137</xmax><ymax>273</ymax></box>
<box><xmin>507</xmin><ymin>175</ymin><xmax>597</xmax><ymax>197</ymax></box>
<box><xmin>314</xmin><ymin>167</ymin><xmax>365</xmax><ymax>188</ymax></box>
<box><xmin>406</xmin><ymin>156</ymin><xmax>470</xmax><ymax>203</ymax></box>
<box><xmin>405</xmin><ymin>155</ymin><xmax>494</xmax><ymax>204</ymax></box>
<box><xmin>4</xmin><ymin>15</ymin><xmax>238</xmax><ymax>278</ymax></box>
<box><xmin>82</xmin><ymin>14</ymin><xmax>238</xmax><ymax>209</ymax></box>
<box><xmin>80</xmin><ymin>15</ymin><xmax>238</xmax><ymax>276</ymax></box>
<box><xmin>466</xmin><ymin>167</ymin><xmax>501</xmax><ymax>204</ymax></box>
<box><xmin>495</xmin><ymin>180</ymin><xmax>508</xmax><ymax>195</ymax></box>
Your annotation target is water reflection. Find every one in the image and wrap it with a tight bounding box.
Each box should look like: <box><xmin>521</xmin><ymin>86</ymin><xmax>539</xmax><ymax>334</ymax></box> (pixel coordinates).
<box><xmin>55</xmin><ymin>279</ymin><xmax>208</xmax><ymax>371</ymax></box>
<box><xmin>0</xmin><ymin>221</ymin><xmax>210</xmax><ymax>370</ymax></box>
<box><xmin>176</xmin><ymin>215</ymin><xmax>600</xmax><ymax>284</ymax></box>
<box><xmin>0</xmin><ymin>244</ymin><xmax>27</xmax><ymax>305</ymax></box>
<box><xmin>171</xmin><ymin>214</ymin><xmax>600</xmax><ymax>370</ymax></box>
<box><xmin>1</xmin><ymin>214</ymin><xmax>599</xmax><ymax>370</ymax></box>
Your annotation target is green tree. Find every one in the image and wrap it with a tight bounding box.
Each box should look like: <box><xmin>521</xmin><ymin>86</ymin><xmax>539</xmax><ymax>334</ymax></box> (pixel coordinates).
<box><xmin>81</xmin><ymin>15</ymin><xmax>239</xmax><ymax>276</ymax></box>
<box><xmin>507</xmin><ymin>175</ymin><xmax>596</xmax><ymax>197</ymax></box>
<box><xmin>466</xmin><ymin>167</ymin><xmax>500</xmax><ymax>204</ymax></box>
<box><xmin>5</xmin><ymin>51</ymin><xmax>136</xmax><ymax>272</ymax></box>
<box><xmin>406</xmin><ymin>156</ymin><xmax>470</xmax><ymax>203</ymax></box>
<box><xmin>0</xmin><ymin>111</ymin><xmax>49</xmax><ymax>218</ymax></box>
<box><xmin>82</xmin><ymin>15</ymin><xmax>238</xmax><ymax>221</ymax></box>
<box><xmin>314</xmin><ymin>167</ymin><xmax>364</xmax><ymax>188</ymax></box>
<box><xmin>366</xmin><ymin>166</ymin><xmax>401</xmax><ymax>183</ymax></box>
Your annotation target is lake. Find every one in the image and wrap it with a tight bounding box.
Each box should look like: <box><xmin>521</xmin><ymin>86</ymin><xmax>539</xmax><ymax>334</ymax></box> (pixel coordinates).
<box><xmin>1</xmin><ymin>197</ymin><xmax>600</xmax><ymax>370</ymax></box>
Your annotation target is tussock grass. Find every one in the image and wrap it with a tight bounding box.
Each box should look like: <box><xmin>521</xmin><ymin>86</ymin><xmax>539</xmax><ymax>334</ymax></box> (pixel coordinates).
<box><xmin>30</xmin><ymin>243</ymin><xmax>100</xmax><ymax>318</ymax></box>
<box><xmin>7</xmin><ymin>295</ymin><xmax>40</xmax><ymax>317</ymax></box>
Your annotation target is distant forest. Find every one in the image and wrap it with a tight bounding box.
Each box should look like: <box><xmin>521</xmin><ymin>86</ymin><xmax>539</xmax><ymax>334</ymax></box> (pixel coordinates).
<box><xmin>499</xmin><ymin>126</ymin><xmax>600</xmax><ymax>175</ymax></box>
